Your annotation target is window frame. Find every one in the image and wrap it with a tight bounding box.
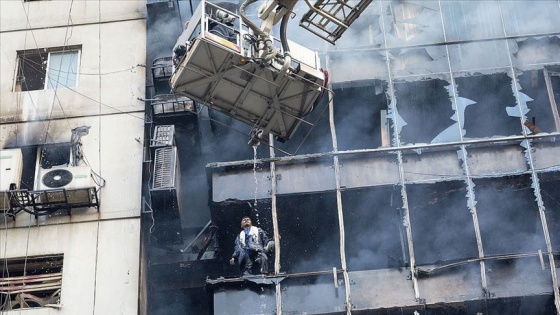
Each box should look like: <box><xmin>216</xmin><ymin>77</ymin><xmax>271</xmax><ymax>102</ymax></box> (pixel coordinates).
<box><xmin>0</xmin><ymin>254</ymin><xmax>63</xmax><ymax>311</ymax></box>
<box><xmin>15</xmin><ymin>46</ymin><xmax>81</xmax><ymax>92</ymax></box>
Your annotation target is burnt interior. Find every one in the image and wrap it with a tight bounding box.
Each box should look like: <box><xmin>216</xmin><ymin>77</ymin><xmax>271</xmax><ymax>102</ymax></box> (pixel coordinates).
<box><xmin>342</xmin><ymin>186</ymin><xmax>405</xmax><ymax>271</ymax></box>
<box><xmin>474</xmin><ymin>175</ymin><xmax>546</xmax><ymax>256</ymax></box>
<box><xmin>457</xmin><ymin>72</ymin><xmax>522</xmax><ymax>138</ymax></box>
<box><xmin>394</xmin><ymin>78</ymin><xmax>456</xmax><ymax>144</ymax></box>
<box><xmin>408</xmin><ymin>181</ymin><xmax>478</xmax><ymax>265</ymax></box>
<box><xmin>539</xmin><ymin>171</ymin><xmax>560</xmax><ymax>252</ymax></box>
<box><xmin>518</xmin><ymin>67</ymin><xmax>560</xmax><ymax>133</ymax></box>
<box><xmin>277</xmin><ymin>192</ymin><xmax>341</xmax><ymax>273</ymax></box>
<box><xmin>333</xmin><ymin>81</ymin><xmax>390</xmax><ymax>150</ymax></box>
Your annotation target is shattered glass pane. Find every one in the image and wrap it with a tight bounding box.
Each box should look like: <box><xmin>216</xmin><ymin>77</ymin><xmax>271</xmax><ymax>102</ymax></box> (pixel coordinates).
<box><xmin>517</xmin><ymin>66</ymin><xmax>560</xmax><ymax>134</ymax></box>
<box><xmin>333</xmin><ymin>81</ymin><xmax>391</xmax><ymax>150</ymax></box>
<box><xmin>500</xmin><ymin>1</ymin><xmax>560</xmax><ymax>36</ymax></box>
<box><xmin>455</xmin><ymin>70</ymin><xmax>523</xmax><ymax>138</ymax></box>
<box><xmin>381</xmin><ymin>0</ymin><xmax>444</xmax><ymax>48</ymax></box>
<box><xmin>393</xmin><ymin>77</ymin><xmax>458</xmax><ymax>145</ymax></box>
<box><xmin>441</xmin><ymin>0</ymin><xmax>504</xmax><ymax>42</ymax></box>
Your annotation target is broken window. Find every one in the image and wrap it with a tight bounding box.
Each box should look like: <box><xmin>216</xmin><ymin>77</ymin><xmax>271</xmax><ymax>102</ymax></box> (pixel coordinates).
<box><xmin>474</xmin><ymin>175</ymin><xmax>546</xmax><ymax>256</ymax></box>
<box><xmin>517</xmin><ymin>66</ymin><xmax>560</xmax><ymax>133</ymax></box>
<box><xmin>500</xmin><ymin>1</ymin><xmax>560</xmax><ymax>36</ymax></box>
<box><xmin>539</xmin><ymin>172</ymin><xmax>560</xmax><ymax>252</ymax></box>
<box><xmin>407</xmin><ymin>181</ymin><xmax>478</xmax><ymax>265</ymax></box>
<box><xmin>440</xmin><ymin>1</ymin><xmax>503</xmax><ymax>42</ymax></box>
<box><xmin>383</xmin><ymin>0</ymin><xmax>444</xmax><ymax>47</ymax></box>
<box><xmin>455</xmin><ymin>71</ymin><xmax>522</xmax><ymax>139</ymax></box>
<box><xmin>342</xmin><ymin>186</ymin><xmax>404</xmax><ymax>271</ymax></box>
<box><xmin>393</xmin><ymin>78</ymin><xmax>458</xmax><ymax>144</ymax></box>
<box><xmin>277</xmin><ymin>192</ymin><xmax>340</xmax><ymax>273</ymax></box>
<box><xmin>15</xmin><ymin>47</ymin><xmax>80</xmax><ymax>92</ymax></box>
<box><xmin>333</xmin><ymin>81</ymin><xmax>391</xmax><ymax>150</ymax></box>
<box><xmin>0</xmin><ymin>254</ymin><xmax>63</xmax><ymax>311</ymax></box>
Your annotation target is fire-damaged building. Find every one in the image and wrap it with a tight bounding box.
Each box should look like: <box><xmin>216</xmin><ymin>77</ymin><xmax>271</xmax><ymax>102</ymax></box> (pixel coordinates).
<box><xmin>2</xmin><ymin>0</ymin><xmax>559</xmax><ymax>314</ymax></box>
<box><xmin>144</xmin><ymin>0</ymin><xmax>560</xmax><ymax>314</ymax></box>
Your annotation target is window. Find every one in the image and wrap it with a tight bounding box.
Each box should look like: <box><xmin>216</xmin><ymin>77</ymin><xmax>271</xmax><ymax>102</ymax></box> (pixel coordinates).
<box><xmin>0</xmin><ymin>254</ymin><xmax>63</xmax><ymax>311</ymax></box>
<box><xmin>15</xmin><ymin>46</ymin><xmax>80</xmax><ymax>92</ymax></box>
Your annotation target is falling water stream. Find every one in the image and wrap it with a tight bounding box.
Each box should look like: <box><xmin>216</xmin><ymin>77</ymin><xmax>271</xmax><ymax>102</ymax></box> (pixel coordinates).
<box><xmin>252</xmin><ymin>145</ymin><xmax>260</xmax><ymax>226</ymax></box>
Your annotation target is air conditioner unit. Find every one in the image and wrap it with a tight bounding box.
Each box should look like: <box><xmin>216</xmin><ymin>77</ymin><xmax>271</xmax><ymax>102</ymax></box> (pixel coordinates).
<box><xmin>36</xmin><ymin>166</ymin><xmax>94</xmax><ymax>191</ymax></box>
<box><xmin>0</xmin><ymin>148</ymin><xmax>23</xmax><ymax>190</ymax></box>
<box><xmin>35</xmin><ymin>166</ymin><xmax>95</xmax><ymax>208</ymax></box>
<box><xmin>0</xmin><ymin>149</ymin><xmax>23</xmax><ymax>212</ymax></box>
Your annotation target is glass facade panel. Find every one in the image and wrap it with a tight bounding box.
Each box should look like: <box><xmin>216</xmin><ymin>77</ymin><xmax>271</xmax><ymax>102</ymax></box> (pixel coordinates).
<box><xmin>47</xmin><ymin>51</ymin><xmax>79</xmax><ymax>89</ymax></box>
<box><xmin>501</xmin><ymin>1</ymin><xmax>560</xmax><ymax>36</ymax></box>
<box><xmin>441</xmin><ymin>0</ymin><xmax>503</xmax><ymax>42</ymax></box>
<box><xmin>382</xmin><ymin>0</ymin><xmax>444</xmax><ymax>48</ymax></box>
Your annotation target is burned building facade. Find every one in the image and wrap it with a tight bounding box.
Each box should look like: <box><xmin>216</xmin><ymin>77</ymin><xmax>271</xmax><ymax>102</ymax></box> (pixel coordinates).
<box><xmin>144</xmin><ymin>0</ymin><xmax>560</xmax><ymax>314</ymax></box>
<box><xmin>0</xmin><ymin>1</ymin><xmax>145</xmax><ymax>314</ymax></box>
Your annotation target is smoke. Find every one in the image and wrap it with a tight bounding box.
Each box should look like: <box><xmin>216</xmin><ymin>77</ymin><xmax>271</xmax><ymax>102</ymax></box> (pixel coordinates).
<box><xmin>474</xmin><ymin>175</ymin><xmax>547</xmax><ymax>256</ymax></box>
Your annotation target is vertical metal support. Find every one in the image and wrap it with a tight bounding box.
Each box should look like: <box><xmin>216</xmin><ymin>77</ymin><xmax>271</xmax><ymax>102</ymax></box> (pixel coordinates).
<box><xmin>438</xmin><ymin>0</ymin><xmax>490</xmax><ymax>291</ymax></box>
<box><xmin>379</xmin><ymin>0</ymin><xmax>420</xmax><ymax>301</ymax></box>
<box><xmin>395</xmin><ymin>152</ymin><xmax>420</xmax><ymax>301</ymax></box>
<box><xmin>498</xmin><ymin>9</ymin><xmax>560</xmax><ymax>306</ymax></box>
<box><xmin>543</xmin><ymin>68</ymin><xmax>560</xmax><ymax>132</ymax></box>
<box><xmin>463</xmin><ymin>167</ymin><xmax>489</xmax><ymax>296</ymax></box>
<box><xmin>326</xmin><ymin>55</ymin><xmax>352</xmax><ymax>314</ymax></box>
<box><xmin>526</xmin><ymin>140</ymin><xmax>560</xmax><ymax>313</ymax></box>
<box><xmin>269</xmin><ymin>133</ymin><xmax>282</xmax><ymax>315</ymax></box>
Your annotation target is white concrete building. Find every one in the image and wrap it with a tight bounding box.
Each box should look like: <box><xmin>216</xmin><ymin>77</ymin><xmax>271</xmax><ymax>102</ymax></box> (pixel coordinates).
<box><xmin>0</xmin><ymin>1</ymin><xmax>146</xmax><ymax>314</ymax></box>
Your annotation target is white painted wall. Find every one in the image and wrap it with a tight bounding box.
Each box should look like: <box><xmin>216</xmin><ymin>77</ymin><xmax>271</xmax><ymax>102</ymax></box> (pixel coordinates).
<box><xmin>0</xmin><ymin>219</ymin><xmax>140</xmax><ymax>315</ymax></box>
<box><xmin>0</xmin><ymin>1</ymin><xmax>145</xmax><ymax>314</ymax></box>
<box><xmin>0</xmin><ymin>3</ymin><xmax>146</xmax><ymax>121</ymax></box>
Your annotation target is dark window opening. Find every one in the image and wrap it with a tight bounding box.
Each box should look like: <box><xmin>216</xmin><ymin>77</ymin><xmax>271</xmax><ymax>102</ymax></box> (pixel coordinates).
<box><xmin>211</xmin><ymin>199</ymin><xmax>273</xmax><ymax>277</ymax></box>
<box><xmin>474</xmin><ymin>175</ymin><xmax>546</xmax><ymax>256</ymax></box>
<box><xmin>342</xmin><ymin>186</ymin><xmax>404</xmax><ymax>271</ymax></box>
<box><xmin>457</xmin><ymin>72</ymin><xmax>522</xmax><ymax>138</ymax></box>
<box><xmin>333</xmin><ymin>81</ymin><xmax>391</xmax><ymax>150</ymax></box>
<box><xmin>15</xmin><ymin>47</ymin><xmax>80</xmax><ymax>92</ymax></box>
<box><xmin>407</xmin><ymin>181</ymin><xmax>478</xmax><ymax>265</ymax></box>
<box><xmin>277</xmin><ymin>192</ymin><xmax>340</xmax><ymax>273</ymax></box>
<box><xmin>539</xmin><ymin>171</ymin><xmax>560</xmax><ymax>253</ymax></box>
<box><xmin>0</xmin><ymin>254</ymin><xmax>63</xmax><ymax>311</ymax></box>
<box><xmin>394</xmin><ymin>78</ymin><xmax>456</xmax><ymax>144</ymax></box>
<box><xmin>518</xmin><ymin>67</ymin><xmax>560</xmax><ymax>133</ymax></box>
